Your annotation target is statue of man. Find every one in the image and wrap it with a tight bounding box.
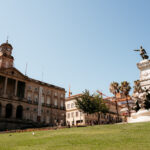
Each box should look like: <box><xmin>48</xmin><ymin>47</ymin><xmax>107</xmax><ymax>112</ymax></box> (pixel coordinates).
<box><xmin>134</xmin><ymin>46</ymin><xmax>149</xmax><ymax>60</ymax></box>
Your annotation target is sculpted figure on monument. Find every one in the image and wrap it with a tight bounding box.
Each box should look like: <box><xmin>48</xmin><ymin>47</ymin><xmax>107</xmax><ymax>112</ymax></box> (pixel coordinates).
<box><xmin>134</xmin><ymin>46</ymin><xmax>149</xmax><ymax>60</ymax></box>
<box><xmin>132</xmin><ymin>80</ymin><xmax>146</xmax><ymax>109</ymax></box>
<box><xmin>133</xmin><ymin>80</ymin><xmax>143</xmax><ymax>93</ymax></box>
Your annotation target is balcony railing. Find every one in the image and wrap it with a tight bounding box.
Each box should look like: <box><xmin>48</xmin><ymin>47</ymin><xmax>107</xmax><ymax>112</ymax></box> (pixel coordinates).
<box><xmin>42</xmin><ymin>103</ymin><xmax>46</xmax><ymax>106</ymax></box>
<box><xmin>46</xmin><ymin>104</ymin><xmax>51</xmax><ymax>107</ymax></box>
<box><xmin>60</xmin><ymin>106</ymin><xmax>65</xmax><ymax>110</ymax></box>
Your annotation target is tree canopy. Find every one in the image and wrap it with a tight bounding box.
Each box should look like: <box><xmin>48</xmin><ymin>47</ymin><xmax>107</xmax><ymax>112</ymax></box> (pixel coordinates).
<box><xmin>75</xmin><ymin>90</ymin><xmax>108</xmax><ymax>115</ymax></box>
<box><xmin>109</xmin><ymin>81</ymin><xmax>120</xmax><ymax>122</ymax></box>
<box><xmin>75</xmin><ymin>90</ymin><xmax>109</xmax><ymax>124</ymax></box>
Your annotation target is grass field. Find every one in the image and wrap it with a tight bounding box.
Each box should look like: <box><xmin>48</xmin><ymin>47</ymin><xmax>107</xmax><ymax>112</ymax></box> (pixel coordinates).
<box><xmin>0</xmin><ymin>122</ymin><xmax>150</xmax><ymax>150</ymax></box>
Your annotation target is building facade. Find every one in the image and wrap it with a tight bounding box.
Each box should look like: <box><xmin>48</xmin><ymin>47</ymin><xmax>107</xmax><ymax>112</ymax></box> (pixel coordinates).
<box><xmin>65</xmin><ymin>94</ymin><xmax>123</xmax><ymax>126</ymax></box>
<box><xmin>0</xmin><ymin>41</ymin><xmax>66</xmax><ymax>130</ymax></box>
<box><xmin>65</xmin><ymin>94</ymin><xmax>85</xmax><ymax>126</ymax></box>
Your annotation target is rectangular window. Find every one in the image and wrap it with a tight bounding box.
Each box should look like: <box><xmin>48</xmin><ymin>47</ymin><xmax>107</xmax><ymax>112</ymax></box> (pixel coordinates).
<box><xmin>34</xmin><ymin>95</ymin><xmax>38</xmax><ymax>102</ymax></box>
<box><xmin>67</xmin><ymin>104</ymin><xmax>70</xmax><ymax>109</ymax></box>
<box><xmin>54</xmin><ymin>99</ymin><xmax>57</xmax><ymax>106</ymax></box>
<box><xmin>76</xmin><ymin>112</ymin><xmax>78</xmax><ymax>117</ymax></box>
<box><xmin>71</xmin><ymin>112</ymin><xmax>74</xmax><ymax>118</ymax></box>
<box><xmin>27</xmin><ymin>93</ymin><xmax>31</xmax><ymax>101</ymax></box>
<box><xmin>47</xmin><ymin>90</ymin><xmax>51</xmax><ymax>95</ymax></box>
<box><xmin>41</xmin><ymin>96</ymin><xmax>44</xmax><ymax>104</ymax></box>
<box><xmin>5</xmin><ymin>62</ymin><xmax>9</xmax><ymax>68</ymax></box>
<box><xmin>35</xmin><ymin>87</ymin><xmax>38</xmax><ymax>91</ymax></box>
<box><xmin>47</xmin><ymin>97</ymin><xmax>51</xmax><ymax>104</ymax></box>
<box><xmin>71</xmin><ymin>103</ymin><xmax>74</xmax><ymax>108</ymax></box>
<box><xmin>61</xmin><ymin>100</ymin><xmax>63</xmax><ymax>107</ymax></box>
<box><xmin>28</xmin><ymin>86</ymin><xmax>32</xmax><ymax>90</ymax></box>
<box><xmin>28</xmin><ymin>96</ymin><xmax>31</xmax><ymax>101</ymax></box>
<box><xmin>61</xmin><ymin>94</ymin><xmax>64</xmax><ymax>98</ymax></box>
<box><xmin>35</xmin><ymin>98</ymin><xmax>38</xmax><ymax>102</ymax></box>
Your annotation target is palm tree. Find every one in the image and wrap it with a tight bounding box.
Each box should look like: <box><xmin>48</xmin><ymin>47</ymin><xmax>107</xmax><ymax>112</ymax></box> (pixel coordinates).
<box><xmin>120</xmin><ymin>81</ymin><xmax>131</xmax><ymax>117</ymax></box>
<box><xmin>109</xmin><ymin>82</ymin><xmax>120</xmax><ymax>122</ymax></box>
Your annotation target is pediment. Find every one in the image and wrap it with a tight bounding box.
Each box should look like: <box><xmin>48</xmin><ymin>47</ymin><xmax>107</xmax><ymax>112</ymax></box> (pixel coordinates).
<box><xmin>0</xmin><ymin>67</ymin><xmax>27</xmax><ymax>80</ymax></box>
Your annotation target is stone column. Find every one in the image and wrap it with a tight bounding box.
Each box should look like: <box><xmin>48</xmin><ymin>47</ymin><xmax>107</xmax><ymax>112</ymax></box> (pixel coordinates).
<box><xmin>12</xmin><ymin>105</ymin><xmax>17</xmax><ymax>119</ymax></box>
<box><xmin>22</xmin><ymin>108</ymin><xmax>25</xmax><ymax>120</ymax></box>
<box><xmin>14</xmin><ymin>80</ymin><xmax>18</xmax><ymax>96</ymax></box>
<box><xmin>1</xmin><ymin>105</ymin><xmax>6</xmax><ymax>118</ymax></box>
<box><xmin>4</xmin><ymin>77</ymin><xmax>8</xmax><ymax>96</ymax></box>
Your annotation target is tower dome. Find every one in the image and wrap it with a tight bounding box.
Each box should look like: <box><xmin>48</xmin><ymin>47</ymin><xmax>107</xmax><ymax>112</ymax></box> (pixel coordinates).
<box><xmin>0</xmin><ymin>40</ymin><xmax>14</xmax><ymax>68</ymax></box>
<box><xmin>0</xmin><ymin>40</ymin><xmax>13</xmax><ymax>55</ymax></box>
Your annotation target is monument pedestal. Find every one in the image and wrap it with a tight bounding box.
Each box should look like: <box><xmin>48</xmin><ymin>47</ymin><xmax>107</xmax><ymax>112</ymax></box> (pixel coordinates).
<box><xmin>128</xmin><ymin>109</ymin><xmax>150</xmax><ymax>123</ymax></box>
<box><xmin>128</xmin><ymin>59</ymin><xmax>150</xmax><ymax>123</ymax></box>
<box><xmin>137</xmin><ymin>59</ymin><xmax>150</xmax><ymax>88</ymax></box>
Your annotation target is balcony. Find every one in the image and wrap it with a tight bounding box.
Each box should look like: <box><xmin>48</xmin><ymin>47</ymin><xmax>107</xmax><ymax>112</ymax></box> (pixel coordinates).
<box><xmin>42</xmin><ymin>103</ymin><xmax>46</xmax><ymax>106</ymax></box>
<box><xmin>60</xmin><ymin>106</ymin><xmax>65</xmax><ymax>110</ymax></box>
<box><xmin>46</xmin><ymin>104</ymin><xmax>51</xmax><ymax>107</ymax></box>
<box><xmin>52</xmin><ymin>105</ymin><xmax>58</xmax><ymax>109</ymax></box>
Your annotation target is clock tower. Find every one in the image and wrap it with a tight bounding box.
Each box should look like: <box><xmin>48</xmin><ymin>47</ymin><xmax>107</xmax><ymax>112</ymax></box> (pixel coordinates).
<box><xmin>0</xmin><ymin>40</ymin><xmax>14</xmax><ymax>68</ymax></box>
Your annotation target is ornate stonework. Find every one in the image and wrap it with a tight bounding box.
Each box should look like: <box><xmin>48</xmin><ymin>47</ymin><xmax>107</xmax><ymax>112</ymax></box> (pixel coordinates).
<box><xmin>128</xmin><ymin>58</ymin><xmax>150</xmax><ymax>123</ymax></box>
<box><xmin>137</xmin><ymin>59</ymin><xmax>150</xmax><ymax>88</ymax></box>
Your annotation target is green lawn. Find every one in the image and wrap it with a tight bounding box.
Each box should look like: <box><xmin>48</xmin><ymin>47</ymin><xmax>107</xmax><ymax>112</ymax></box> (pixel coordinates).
<box><xmin>0</xmin><ymin>122</ymin><xmax>150</xmax><ymax>150</ymax></box>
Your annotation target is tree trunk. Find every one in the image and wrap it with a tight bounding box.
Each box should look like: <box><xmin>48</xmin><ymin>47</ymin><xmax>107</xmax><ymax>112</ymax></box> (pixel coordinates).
<box><xmin>97</xmin><ymin>112</ymin><xmax>100</xmax><ymax>125</ymax></box>
<box><xmin>126</xmin><ymin>96</ymin><xmax>130</xmax><ymax>117</ymax></box>
<box><xmin>115</xmin><ymin>100</ymin><xmax>119</xmax><ymax>122</ymax></box>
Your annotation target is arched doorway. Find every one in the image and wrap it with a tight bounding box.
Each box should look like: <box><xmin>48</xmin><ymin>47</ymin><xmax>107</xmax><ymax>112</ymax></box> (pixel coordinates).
<box><xmin>5</xmin><ymin>104</ymin><xmax>13</xmax><ymax>118</ymax></box>
<box><xmin>16</xmin><ymin>105</ymin><xmax>23</xmax><ymax>119</ymax></box>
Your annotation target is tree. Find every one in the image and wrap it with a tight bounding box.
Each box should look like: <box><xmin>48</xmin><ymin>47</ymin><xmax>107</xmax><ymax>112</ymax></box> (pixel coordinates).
<box><xmin>109</xmin><ymin>82</ymin><xmax>120</xmax><ymax>122</ymax></box>
<box><xmin>92</xmin><ymin>94</ymin><xmax>109</xmax><ymax>124</ymax></box>
<box><xmin>75</xmin><ymin>90</ymin><xmax>95</xmax><ymax>115</ymax></box>
<box><xmin>76</xmin><ymin>90</ymin><xmax>109</xmax><ymax>124</ymax></box>
<box><xmin>120</xmin><ymin>81</ymin><xmax>131</xmax><ymax>117</ymax></box>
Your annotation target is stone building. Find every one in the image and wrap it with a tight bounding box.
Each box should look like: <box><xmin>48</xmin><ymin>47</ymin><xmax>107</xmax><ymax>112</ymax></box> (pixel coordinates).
<box><xmin>65</xmin><ymin>94</ymin><xmax>122</xmax><ymax>127</ymax></box>
<box><xmin>0</xmin><ymin>41</ymin><xmax>66</xmax><ymax>130</ymax></box>
<box><xmin>103</xmin><ymin>97</ymin><xmax>123</xmax><ymax>123</ymax></box>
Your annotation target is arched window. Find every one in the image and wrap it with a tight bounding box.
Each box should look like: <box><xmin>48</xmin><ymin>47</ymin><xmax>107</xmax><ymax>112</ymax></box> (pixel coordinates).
<box><xmin>5</xmin><ymin>104</ymin><xmax>13</xmax><ymax>118</ymax></box>
<box><xmin>16</xmin><ymin>105</ymin><xmax>23</xmax><ymax>119</ymax></box>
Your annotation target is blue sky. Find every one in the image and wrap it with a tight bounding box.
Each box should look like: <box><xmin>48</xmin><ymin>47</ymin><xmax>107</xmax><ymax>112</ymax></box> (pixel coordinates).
<box><xmin>0</xmin><ymin>0</ymin><xmax>150</xmax><ymax>96</ymax></box>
